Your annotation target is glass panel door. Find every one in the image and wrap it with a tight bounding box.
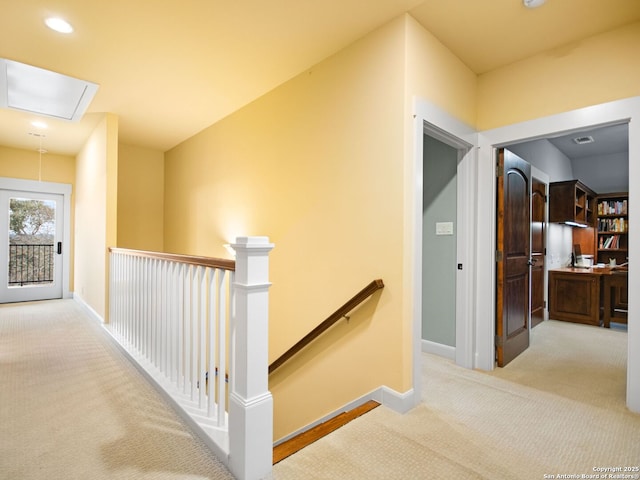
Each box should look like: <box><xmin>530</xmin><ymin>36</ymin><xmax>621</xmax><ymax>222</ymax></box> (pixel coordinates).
<box><xmin>0</xmin><ymin>190</ymin><xmax>63</xmax><ymax>303</ymax></box>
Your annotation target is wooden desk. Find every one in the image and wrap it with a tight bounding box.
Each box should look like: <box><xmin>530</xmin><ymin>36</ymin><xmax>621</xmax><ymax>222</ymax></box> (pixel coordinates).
<box><xmin>548</xmin><ymin>267</ymin><xmax>628</xmax><ymax>327</ymax></box>
<box><xmin>602</xmin><ymin>271</ymin><xmax>628</xmax><ymax>328</ymax></box>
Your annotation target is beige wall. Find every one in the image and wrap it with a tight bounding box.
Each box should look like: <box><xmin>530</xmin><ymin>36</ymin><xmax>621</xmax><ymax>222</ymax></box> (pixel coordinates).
<box><xmin>117</xmin><ymin>144</ymin><xmax>164</xmax><ymax>251</ymax></box>
<box><xmin>0</xmin><ymin>146</ymin><xmax>76</xmax><ymax>185</ymax></box>
<box><xmin>166</xmin><ymin>17</ymin><xmax>408</xmax><ymax>440</ymax></box>
<box><xmin>74</xmin><ymin>114</ymin><xmax>118</xmax><ymax>321</ymax></box>
<box><xmin>477</xmin><ymin>21</ymin><xmax>640</xmax><ymax>130</ymax></box>
<box><xmin>0</xmin><ymin>145</ymin><xmax>76</xmax><ymax>291</ymax></box>
<box><xmin>405</xmin><ymin>14</ymin><xmax>477</xmax><ymax>128</ymax></box>
<box><xmin>164</xmin><ymin>14</ymin><xmax>480</xmax><ymax>441</ymax></box>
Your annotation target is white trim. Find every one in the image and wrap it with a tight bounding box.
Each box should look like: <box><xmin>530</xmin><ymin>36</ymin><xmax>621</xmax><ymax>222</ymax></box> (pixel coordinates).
<box><xmin>412</xmin><ymin>98</ymin><xmax>479</xmax><ymax>392</ymax></box>
<box><xmin>73</xmin><ymin>292</ymin><xmax>104</xmax><ymax>323</ymax></box>
<box><xmin>0</xmin><ymin>177</ymin><xmax>72</xmax><ymax>300</ymax></box>
<box><xmin>378</xmin><ymin>386</ymin><xmax>415</xmax><ymax>413</ymax></box>
<box><xmin>273</xmin><ymin>385</ymin><xmax>416</xmax><ymax>446</ymax></box>
<box><xmin>476</xmin><ymin>97</ymin><xmax>640</xmax><ymax>413</ymax></box>
<box><xmin>421</xmin><ymin>339</ymin><xmax>456</xmax><ymax>361</ymax></box>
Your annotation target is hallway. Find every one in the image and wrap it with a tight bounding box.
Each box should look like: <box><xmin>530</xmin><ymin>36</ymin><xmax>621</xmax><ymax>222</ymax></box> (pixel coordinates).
<box><xmin>2</xmin><ymin>300</ymin><xmax>639</xmax><ymax>479</ymax></box>
<box><xmin>0</xmin><ymin>300</ymin><xmax>234</xmax><ymax>480</ymax></box>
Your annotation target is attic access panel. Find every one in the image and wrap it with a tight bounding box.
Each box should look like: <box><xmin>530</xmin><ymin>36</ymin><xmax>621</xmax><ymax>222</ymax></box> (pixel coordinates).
<box><xmin>0</xmin><ymin>59</ymin><xmax>98</xmax><ymax>121</ymax></box>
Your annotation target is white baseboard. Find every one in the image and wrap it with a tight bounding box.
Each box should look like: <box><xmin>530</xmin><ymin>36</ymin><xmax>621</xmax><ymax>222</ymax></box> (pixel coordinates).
<box><xmin>421</xmin><ymin>339</ymin><xmax>456</xmax><ymax>361</ymax></box>
<box><xmin>274</xmin><ymin>385</ymin><xmax>417</xmax><ymax>446</ymax></box>
<box><xmin>72</xmin><ymin>293</ymin><xmax>104</xmax><ymax>324</ymax></box>
<box><xmin>377</xmin><ymin>386</ymin><xmax>416</xmax><ymax>414</ymax></box>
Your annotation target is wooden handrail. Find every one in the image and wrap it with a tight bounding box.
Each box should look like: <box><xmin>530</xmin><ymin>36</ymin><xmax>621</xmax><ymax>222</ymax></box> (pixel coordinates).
<box><xmin>109</xmin><ymin>247</ymin><xmax>235</xmax><ymax>271</ymax></box>
<box><xmin>269</xmin><ymin>279</ymin><xmax>384</xmax><ymax>374</ymax></box>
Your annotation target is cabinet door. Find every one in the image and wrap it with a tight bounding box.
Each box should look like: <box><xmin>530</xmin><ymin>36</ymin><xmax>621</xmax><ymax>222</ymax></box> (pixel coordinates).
<box><xmin>549</xmin><ymin>272</ymin><xmax>600</xmax><ymax>326</ymax></box>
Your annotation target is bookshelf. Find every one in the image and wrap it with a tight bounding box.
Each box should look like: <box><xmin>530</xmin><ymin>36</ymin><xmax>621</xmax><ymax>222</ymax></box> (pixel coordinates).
<box><xmin>596</xmin><ymin>192</ymin><xmax>628</xmax><ymax>266</ymax></box>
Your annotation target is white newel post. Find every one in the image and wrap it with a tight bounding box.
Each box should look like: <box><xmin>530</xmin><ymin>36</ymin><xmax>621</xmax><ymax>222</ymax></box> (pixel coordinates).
<box><xmin>229</xmin><ymin>236</ymin><xmax>274</xmax><ymax>480</ymax></box>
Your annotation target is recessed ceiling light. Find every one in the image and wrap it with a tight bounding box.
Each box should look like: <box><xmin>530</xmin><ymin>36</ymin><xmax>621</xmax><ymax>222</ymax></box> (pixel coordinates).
<box><xmin>31</xmin><ymin>120</ymin><xmax>48</xmax><ymax>129</ymax></box>
<box><xmin>45</xmin><ymin>17</ymin><xmax>74</xmax><ymax>34</ymax></box>
<box><xmin>523</xmin><ymin>0</ymin><xmax>546</xmax><ymax>8</ymax></box>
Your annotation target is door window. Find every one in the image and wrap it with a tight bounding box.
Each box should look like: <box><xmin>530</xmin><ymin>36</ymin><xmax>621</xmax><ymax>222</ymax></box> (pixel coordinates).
<box><xmin>0</xmin><ymin>190</ymin><xmax>64</xmax><ymax>303</ymax></box>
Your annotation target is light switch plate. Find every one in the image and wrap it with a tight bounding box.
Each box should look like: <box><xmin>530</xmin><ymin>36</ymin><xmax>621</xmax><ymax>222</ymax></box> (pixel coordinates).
<box><xmin>435</xmin><ymin>222</ymin><xmax>454</xmax><ymax>236</ymax></box>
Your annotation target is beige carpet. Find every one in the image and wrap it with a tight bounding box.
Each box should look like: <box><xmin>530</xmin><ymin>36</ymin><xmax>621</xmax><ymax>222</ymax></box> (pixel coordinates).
<box><xmin>273</xmin><ymin>320</ymin><xmax>640</xmax><ymax>479</ymax></box>
<box><xmin>0</xmin><ymin>299</ymin><xmax>234</xmax><ymax>480</ymax></box>
<box><xmin>3</xmin><ymin>300</ymin><xmax>638</xmax><ymax>480</ymax></box>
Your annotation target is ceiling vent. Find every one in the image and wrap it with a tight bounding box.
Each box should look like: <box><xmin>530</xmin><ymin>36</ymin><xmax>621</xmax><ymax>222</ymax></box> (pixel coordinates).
<box><xmin>573</xmin><ymin>135</ymin><xmax>595</xmax><ymax>145</ymax></box>
<box><xmin>0</xmin><ymin>58</ymin><xmax>98</xmax><ymax>122</ymax></box>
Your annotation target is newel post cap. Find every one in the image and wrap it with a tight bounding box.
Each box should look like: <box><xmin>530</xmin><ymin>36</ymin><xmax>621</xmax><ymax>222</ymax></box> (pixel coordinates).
<box><xmin>231</xmin><ymin>236</ymin><xmax>274</xmax><ymax>250</ymax></box>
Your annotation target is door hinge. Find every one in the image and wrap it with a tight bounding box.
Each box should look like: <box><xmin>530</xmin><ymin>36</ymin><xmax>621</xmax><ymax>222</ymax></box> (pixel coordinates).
<box><xmin>495</xmin><ymin>335</ymin><xmax>503</xmax><ymax>347</ymax></box>
<box><xmin>543</xmin><ymin>300</ymin><xmax>547</xmax><ymax>308</ymax></box>
<box><xmin>496</xmin><ymin>250</ymin><xmax>503</xmax><ymax>262</ymax></box>
<box><xmin>496</xmin><ymin>164</ymin><xmax>504</xmax><ymax>177</ymax></box>
<box><xmin>544</xmin><ymin>194</ymin><xmax>548</xmax><ymax>203</ymax></box>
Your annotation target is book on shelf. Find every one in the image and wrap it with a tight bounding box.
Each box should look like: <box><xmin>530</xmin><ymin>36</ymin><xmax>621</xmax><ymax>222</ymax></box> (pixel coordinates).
<box><xmin>598</xmin><ymin>217</ymin><xmax>627</xmax><ymax>233</ymax></box>
<box><xmin>598</xmin><ymin>199</ymin><xmax>628</xmax><ymax>216</ymax></box>
<box><xmin>600</xmin><ymin>235</ymin><xmax>620</xmax><ymax>250</ymax></box>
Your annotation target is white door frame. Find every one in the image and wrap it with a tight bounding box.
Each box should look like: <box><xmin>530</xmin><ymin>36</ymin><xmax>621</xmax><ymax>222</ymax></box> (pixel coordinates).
<box><xmin>0</xmin><ymin>177</ymin><xmax>72</xmax><ymax>300</ymax></box>
<box><xmin>412</xmin><ymin>96</ymin><xmax>640</xmax><ymax>413</ymax></box>
<box><xmin>474</xmin><ymin>97</ymin><xmax>640</xmax><ymax>413</ymax></box>
<box><xmin>411</xmin><ymin>99</ymin><xmax>478</xmax><ymax>403</ymax></box>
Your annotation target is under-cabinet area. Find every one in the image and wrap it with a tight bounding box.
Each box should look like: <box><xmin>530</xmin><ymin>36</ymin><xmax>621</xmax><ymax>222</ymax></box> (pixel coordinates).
<box><xmin>547</xmin><ymin>181</ymin><xmax>628</xmax><ymax>328</ymax></box>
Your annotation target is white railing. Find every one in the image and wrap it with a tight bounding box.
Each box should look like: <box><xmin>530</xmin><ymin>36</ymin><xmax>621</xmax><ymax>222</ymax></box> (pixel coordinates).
<box><xmin>108</xmin><ymin>236</ymin><xmax>274</xmax><ymax>480</ymax></box>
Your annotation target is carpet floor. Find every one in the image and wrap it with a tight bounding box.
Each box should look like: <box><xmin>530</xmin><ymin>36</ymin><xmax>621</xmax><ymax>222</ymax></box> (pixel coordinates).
<box><xmin>2</xmin><ymin>300</ymin><xmax>638</xmax><ymax>480</ymax></box>
<box><xmin>273</xmin><ymin>320</ymin><xmax>640</xmax><ymax>479</ymax></box>
<box><xmin>0</xmin><ymin>299</ymin><xmax>234</xmax><ymax>480</ymax></box>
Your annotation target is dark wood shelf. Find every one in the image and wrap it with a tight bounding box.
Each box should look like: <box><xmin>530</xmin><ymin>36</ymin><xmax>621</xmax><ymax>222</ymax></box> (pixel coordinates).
<box><xmin>596</xmin><ymin>192</ymin><xmax>628</xmax><ymax>265</ymax></box>
<box><xmin>549</xmin><ymin>180</ymin><xmax>597</xmax><ymax>226</ymax></box>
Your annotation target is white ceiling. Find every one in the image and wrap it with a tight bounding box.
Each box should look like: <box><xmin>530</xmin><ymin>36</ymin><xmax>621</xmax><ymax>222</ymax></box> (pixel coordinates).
<box><xmin>1</xmin><ymin>0</ymin><xmax>639</xmax><ymax>156</ymax></box>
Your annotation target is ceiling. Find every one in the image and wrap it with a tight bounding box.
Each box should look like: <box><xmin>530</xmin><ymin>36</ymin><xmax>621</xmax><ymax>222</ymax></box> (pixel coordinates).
<box><xmin>1</xmin><ymin>0</ymin><xmax>639</xmax><ymax>156</ymax></box>
<box><xmin>547</xmin><ymin>124</ymin><xmax>629</xmax><ymax>160</ymax></box>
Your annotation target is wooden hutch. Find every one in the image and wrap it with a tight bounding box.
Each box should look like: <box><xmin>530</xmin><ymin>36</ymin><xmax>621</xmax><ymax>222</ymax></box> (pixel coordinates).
<box><xmin>548</xmin><ymin>181</ymin><xmax>628</xmax><ymax>327</ymax></box>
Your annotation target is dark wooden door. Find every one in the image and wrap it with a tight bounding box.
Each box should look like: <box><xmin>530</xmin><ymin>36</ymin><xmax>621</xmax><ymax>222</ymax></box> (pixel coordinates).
<box><xmin>530</xmin><ymin>178</ymin><xmax>546</xmax><ymax>328</ymax></box>
<box><xmin>496</xmin><ymin>149</ymin><xmax>531</xmax><ymax>367</ymax></box>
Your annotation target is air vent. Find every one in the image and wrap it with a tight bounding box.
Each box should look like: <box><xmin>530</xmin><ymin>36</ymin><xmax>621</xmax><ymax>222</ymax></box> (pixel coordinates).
<box><xmin>573</xmin><ymin>135</ymin><xmax>594</xmax><ymax>145</ymax></box>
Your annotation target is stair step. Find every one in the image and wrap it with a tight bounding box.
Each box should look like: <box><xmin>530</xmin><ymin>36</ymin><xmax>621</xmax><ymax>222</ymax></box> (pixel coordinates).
<box><xmin>273</xmin><ymin>400</ymin><xmax>380</xmax><ymax>464</ymax></box>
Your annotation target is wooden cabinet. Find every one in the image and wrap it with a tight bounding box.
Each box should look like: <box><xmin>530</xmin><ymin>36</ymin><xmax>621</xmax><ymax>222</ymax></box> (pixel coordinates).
<box><xmin>596</xmin><ymin>192</ymin><xmax>628</xmax><ymax>266</ymax></box>
<box><xmin>548</xmin><ymin>269</ymin><xmax>601</xmax><ymax>326</ymax></box>
<box><xmin>549</xmin><ymin>180</ymin><xmax>597</xmax><ymax>227</ymax></box>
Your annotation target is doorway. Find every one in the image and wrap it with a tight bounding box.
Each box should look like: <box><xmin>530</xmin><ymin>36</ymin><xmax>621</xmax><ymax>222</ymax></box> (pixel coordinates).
<box><xmin>412</xmin><ymin>97</ymin><xmax>639</xmax><ymax>413</ymax></box>
<box><xmin>415</xmin><ymin>109</ymin><xmax>476</xmax><ymax>375</ymax></box>
<box><xmin>474</xmin><ymin>98</ymin><xmax>640</xmax><ymax>413</ymax></box>
<box><xmin>422</xmin><ymin>134</ymin><xmax>459</xmax><ymax>358</ymax></box>
<box><xmin>0</xmin><ymin>190</ymin><xmax>64</xmax><ymax>302</ymax></box>
<box><xmin>0</xmin><ymin>178</ymin><xmax>71</xmax><ymax>303</ymax></box>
